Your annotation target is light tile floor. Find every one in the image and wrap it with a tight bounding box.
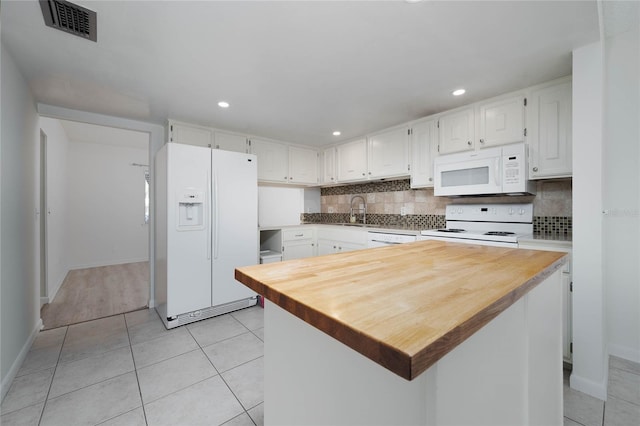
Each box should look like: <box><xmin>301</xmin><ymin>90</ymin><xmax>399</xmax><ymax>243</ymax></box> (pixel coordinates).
<box><xmin>1</xmin><ymin>306</ymin><xmax>265</xmax><ymax>426</ymax></box>
<box><xmin>2</xmin><ymin>304</ymin><xmax>639</xmax><ymax>426</ymax></box>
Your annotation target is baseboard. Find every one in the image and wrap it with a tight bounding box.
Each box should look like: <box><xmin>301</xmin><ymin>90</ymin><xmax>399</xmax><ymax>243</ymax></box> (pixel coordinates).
<box><xmin>1</xmin><ymin>319</ymin><xmax>43</xmax><ymax>403</ymax></box>
<box><xmin>69</xmin><ymin>257</ymin><xmax>150</xmax><ymax>270</ymax></box>
<box><xmin>40</xmin><ymin>296</ymin><xmax>49</xmax><ymax>307</ymax></box>
<box><xmin>569</xmin><ymin>370</ymin><xmax>608</xmax><ymax>401</ymax></box>
<box><xmin>609</xmin><ymin>343</ymin><xmax>640</xmax><ymax>364</ymax></box>
<box><xmin>48</xmin><ymin>269</ymin><xmax>68</xmax><ymax>304</ymax></box>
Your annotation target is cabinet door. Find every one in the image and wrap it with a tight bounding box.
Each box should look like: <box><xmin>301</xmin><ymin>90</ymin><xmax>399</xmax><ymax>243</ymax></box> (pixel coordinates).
<box><xmin>438</xmin><ymin>108</ymin><xmax>475</xmax><ymax>154</ymax></box>
<box><xmin>289</xmin><ymin>146</ymin><xmax>318</xmax><ymax>185</ymax></box>
<box><xmin>336</xmin><ymin>139</ymin><xmax>368</xmax><ymax>182</ymax></box>
<box><xmin>527</xmin><ymin>81</ymin><xmax>572</xmax><ymax>179</ymax></box>
<box><xmin>478</xmin><ymin>96</ymin><xmax>525</xmax><ymax>148</ymax></box>
<box><xmin>250</xmin><ymin>138</ymin><xmax>289</xmax><ymax>183</ymax></box>
<box><xmin>283</xmin><ymin>241</ymin><xmax>315</xmax><ymax>260</ymax></box>
<box><xmin>336</xmin><ymin>241</ymin><xmax>365</xmax><ymax>253</ymax></box>
<box><xmin>410</xmin><ymin>119</ymin><xmax>438</xmax><ymax>188</ymax></box>
<box><xmin>368</xmin><ymin>127</ymin><xmax>410</xmax><ymax>179</ymax></box>
<box><xmin>323</xmin><ymin>147</ymin><xmax>336</xmax><ymax>184</ymax></box>
<box><xmin>214</xmin><ymin>130</ymin><xmax>247</xmax><ymax>153</ymax></box>
<box><xmin>170</xmin><ymin>122</ymin><xmax>213</xmax><ymax>148</ymax></box>
<box><xmin>317</xmin><ymin>240</ymin><xmax>336</xmax><ymax>256</ymax></box>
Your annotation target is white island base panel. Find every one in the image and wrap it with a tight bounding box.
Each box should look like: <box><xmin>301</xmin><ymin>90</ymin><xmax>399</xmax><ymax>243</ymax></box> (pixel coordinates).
<box><xmin>263</xmin><ymin>270</ymin><xmax>563</xmax><ymax>426</ymax></box>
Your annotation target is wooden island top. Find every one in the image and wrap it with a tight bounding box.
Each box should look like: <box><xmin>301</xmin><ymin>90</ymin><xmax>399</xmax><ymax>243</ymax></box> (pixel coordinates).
<box><xmin>235</xmin><ymin>240</ymin><xmax>568</xmax><ymax>381</ymax></box>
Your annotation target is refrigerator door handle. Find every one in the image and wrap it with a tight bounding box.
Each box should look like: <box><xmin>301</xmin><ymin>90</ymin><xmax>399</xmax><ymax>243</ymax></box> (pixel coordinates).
<box><xmin>213</xmin><ymin>171</ymin><xmax>220</xmax><ymax>260</ymax></box>
<box><xmin>207</xmin><ymin>170</ymin><xmax>212</xmax><ymax>260</ymax></box>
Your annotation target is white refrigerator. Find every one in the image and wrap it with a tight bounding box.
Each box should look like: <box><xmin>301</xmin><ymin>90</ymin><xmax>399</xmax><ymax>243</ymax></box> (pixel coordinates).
<box><xmin>155</xmin><ymin>143</ymin><xmax>258</xmax><ymax>329</ymax></box>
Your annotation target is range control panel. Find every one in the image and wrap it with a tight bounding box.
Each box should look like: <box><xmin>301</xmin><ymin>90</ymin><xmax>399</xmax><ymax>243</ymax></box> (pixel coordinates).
<box><xmin>445</xmin><ymin>204</ymin><xmax>533</xmax><ymax>223</ymax></box>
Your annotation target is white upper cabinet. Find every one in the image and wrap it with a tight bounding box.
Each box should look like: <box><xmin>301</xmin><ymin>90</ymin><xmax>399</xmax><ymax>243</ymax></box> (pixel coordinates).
<box><xmin>410</xmin><ymin>119</ymin><xmax>438</xmax><ymax>188</ymax></box>
<box><xmin>289</xmin><ymin>146</ymin><xmax>318</xmax><ymax>185</ymax></box>
<box><xmin>527</xmin><ymin>79</ymin><xmax>572</xmax><ymax>179</ymax></box>
<box><xmin>214</xmin><ymin>130</ymin><xmax>247</xmax><ymax>153</ymax></box>
<box><xmin>438</xmin><ymin>107</ymin><xmax>475</xmax><ymax>154</ymax></box>
<box><xmin>169</xmin><ymin>121</ymin><xmax>213</xmax><ymax>148</ymax></box>
<box><xmin>478</xmin><ymin>95</ymin><xmax>525</xmax><ymax>148</ymax></box>
<box><xmin>250</xmin><ymin>138</ymin><xmax>289</xmax><ymax>183</ymax></box>
<box><xmin>322</xmin><ymin>147</ymin><xmax>336</xmax><ymax>184</ymax></box>
<box><xmin>367</xmin><ymin>126</ymin><xmax>410</xmax><ymax>179</ymax></box>
<box><xmin>336</xmin><ymin>138</ymin><xmax>368</xmax><ymax>182</ymax></box>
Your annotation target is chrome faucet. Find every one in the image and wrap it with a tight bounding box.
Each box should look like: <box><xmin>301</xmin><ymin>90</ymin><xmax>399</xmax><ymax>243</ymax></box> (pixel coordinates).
<box><xmin>349</xmin><ymin>195</ymin><xmax>367</xmax><ymax>224</ymax></box>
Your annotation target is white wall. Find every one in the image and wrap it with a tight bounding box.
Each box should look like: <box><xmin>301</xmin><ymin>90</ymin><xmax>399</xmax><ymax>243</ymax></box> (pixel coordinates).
<box><xmin>603</xmin><ymin>25</ymin><xmax>640</xmax><ymax>362</ymax></box>
<box><xmin>258</xmin><ymin>186</ymin><xmax>304</xmax><ymax>227</ymax></box>
<box><xmin>571</xmin><ymin>41</ymin><xmax>608</xmax><ymax>400</ymax></box>
<box><xmin>39</xmin><ymin>117</ymin><xmax>70</xmax><ymax>301</ymax></box>
<box><xmin>67</xmin><ymin>140</ymin><xmax>149</xmax><ymax>268</ymax></box>
<box><xmin>1</xmin><ymin>46</ymin><xmax>41</xmax><ymax>400</ymax></box>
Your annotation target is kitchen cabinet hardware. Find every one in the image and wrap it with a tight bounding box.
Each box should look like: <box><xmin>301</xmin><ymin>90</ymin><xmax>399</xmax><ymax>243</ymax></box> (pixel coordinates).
<box><xmin>467</xmin><ymin>141</ymin><xmax>472</xmax><ymax>146</ymax></box>
<box><xmin>480</xmin><ymin>139</ymin><xmax>485</xmax><ymax>144</ymax></box>
<box><xmin>533</xmin><ymin>167</ymin><xmax>539</xmax><ymax>172</ymax></box>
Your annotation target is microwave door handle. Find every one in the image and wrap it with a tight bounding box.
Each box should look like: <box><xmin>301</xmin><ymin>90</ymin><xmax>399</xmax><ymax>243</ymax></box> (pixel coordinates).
<box><xmin>495</xmin><ymin>158</ymin><xmax>500</xmax><ymax>186</ymax></box>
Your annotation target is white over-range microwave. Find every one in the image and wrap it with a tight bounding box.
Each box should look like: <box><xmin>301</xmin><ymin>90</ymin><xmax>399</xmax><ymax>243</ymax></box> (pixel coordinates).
<box><xmin>434</xmin><ymin>143</ymin><xmax>536</xmax><ymax>197</ymax></box>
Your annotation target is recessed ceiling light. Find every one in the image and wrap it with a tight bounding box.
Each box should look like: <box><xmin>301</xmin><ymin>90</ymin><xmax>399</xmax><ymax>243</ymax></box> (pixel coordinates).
<box><xmin>332</xmin><ymin>131</ymin><xmax>341</xmax><ymax>136</ymax></box>
<box><xmin>452</xmin><ymin>89</ymin><xmax>466</xmax><ymax>96</ymax></box>
<box><xmin>218</xmin><ymin>101</ymin><xmax>230</xmax><ymax>108</ymax></box>
<box><xmin>405</xmin><ymin>0</ymin><xmax>423</xmax><ymax>3</ymax></box>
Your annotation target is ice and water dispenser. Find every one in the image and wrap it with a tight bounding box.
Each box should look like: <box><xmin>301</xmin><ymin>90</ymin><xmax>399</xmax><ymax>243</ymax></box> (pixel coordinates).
<box><xmin>177</xmin><ymin>188</ymin><xmax>205</xmax><ymax>230</ymax></box>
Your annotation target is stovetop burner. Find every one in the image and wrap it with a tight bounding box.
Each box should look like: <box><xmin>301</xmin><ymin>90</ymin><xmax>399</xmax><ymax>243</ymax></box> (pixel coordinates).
<box><xmin>484</xmin><ymin>231</ymin><xmax>516</xmax><ymax>236</ymax></box>
<box><xmin>436</xmin><ymin>228</ymin><xmax>466</xmax><ymax>233</ymax></box>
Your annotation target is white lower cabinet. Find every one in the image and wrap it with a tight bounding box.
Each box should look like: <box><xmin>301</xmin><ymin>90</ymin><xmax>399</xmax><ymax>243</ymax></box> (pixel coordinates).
<box><xmin>519</xmin><ymin>239</ymin><xmax>572</xmax><ymax>364</ymax></box>
<box><xmin>282</xmin><ymin>227</ymin><xmax>316</xmax><ymax>261</ymax></box>
<box><xmin>316</xmin><ymin>227</ymin><xmax>367</xmax><ymax>255</ymax></box>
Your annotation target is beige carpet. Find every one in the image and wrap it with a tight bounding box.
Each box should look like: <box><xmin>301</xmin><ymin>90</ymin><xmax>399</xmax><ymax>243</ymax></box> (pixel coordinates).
<box><xmin>41</xmin><ymin>261</ymin><xmax>149</xmax><ymax>330</ymax></box>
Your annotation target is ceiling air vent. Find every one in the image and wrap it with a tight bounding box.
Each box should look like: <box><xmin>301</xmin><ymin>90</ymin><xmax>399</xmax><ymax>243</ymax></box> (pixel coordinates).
<box><xmin>39</xmin><ymin>0</ymin><xmax>97</xmax><ymax>42</ymax></box>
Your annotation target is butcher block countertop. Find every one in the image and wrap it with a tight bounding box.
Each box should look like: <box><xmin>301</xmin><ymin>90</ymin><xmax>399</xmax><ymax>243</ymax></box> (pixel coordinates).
<box><xmin>235</xmin><ymin>240</ymin><xmax>568</xmax><ymax>381</ymax></box>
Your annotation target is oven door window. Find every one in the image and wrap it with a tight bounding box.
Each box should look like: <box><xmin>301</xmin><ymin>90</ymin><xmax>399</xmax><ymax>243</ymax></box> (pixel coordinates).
<box><xmin>441</xmin><ymin>166</ymin><xmax>489</xmax><ymax>187</ymax></box>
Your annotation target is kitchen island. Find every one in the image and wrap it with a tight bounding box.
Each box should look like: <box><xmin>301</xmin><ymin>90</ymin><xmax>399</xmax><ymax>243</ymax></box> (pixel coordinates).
<box><xmin>236</xmin><ymin>240</ymin><xmax>568</xmax><ymax>425</ymax></box>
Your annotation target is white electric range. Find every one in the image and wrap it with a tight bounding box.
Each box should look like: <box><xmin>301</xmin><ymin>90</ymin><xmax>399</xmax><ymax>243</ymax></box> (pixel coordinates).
<box><xmin>420</xmin><ymin>203</ymin><xmax>533</xmax><ymax>247</ymax></box>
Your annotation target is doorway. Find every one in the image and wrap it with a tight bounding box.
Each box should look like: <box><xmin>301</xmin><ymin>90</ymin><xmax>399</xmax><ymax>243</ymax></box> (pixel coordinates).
<box><xmin>38</xmin><ymin>118</ymin><xmax>151</xmax><ymax>329</ymax></box>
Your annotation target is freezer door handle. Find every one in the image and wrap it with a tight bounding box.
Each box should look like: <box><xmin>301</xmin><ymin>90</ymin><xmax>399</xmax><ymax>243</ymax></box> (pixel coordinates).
<box><xmin>213</xmin><ymin>171</ymin><xmax>220</xmax><ymax>260</ymax></box>
<box><xmin>207</xmin><ymin>170</ymin><xmax>212</xmax><ymax>260</ymax></box>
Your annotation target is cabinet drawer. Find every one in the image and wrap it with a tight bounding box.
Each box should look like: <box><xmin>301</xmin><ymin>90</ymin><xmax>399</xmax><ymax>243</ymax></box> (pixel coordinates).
<box><xmin>283</xmin><ymin>228</ymin><xmax>314</xmax><ymax>242</ymax></box>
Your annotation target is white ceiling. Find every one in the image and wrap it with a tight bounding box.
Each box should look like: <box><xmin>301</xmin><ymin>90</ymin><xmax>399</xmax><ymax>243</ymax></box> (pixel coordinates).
<box><xmin>2</xmin><ymin>0</ymin><xmax>599</xmax><ymax>147</ymax></box>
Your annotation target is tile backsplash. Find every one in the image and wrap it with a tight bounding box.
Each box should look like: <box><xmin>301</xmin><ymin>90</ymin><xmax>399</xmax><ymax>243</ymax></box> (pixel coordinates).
<box><xmin>309</xmin><ymin>178</ymin><xmax>572</xmax><ymax>233</ymax></box>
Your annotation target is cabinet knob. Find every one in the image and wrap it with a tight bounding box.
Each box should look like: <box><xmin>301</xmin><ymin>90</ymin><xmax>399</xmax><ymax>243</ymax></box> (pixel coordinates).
<box><xmin>362</xmin><ymin>173</ymin><xmax>365</xmax><ymax>176</ymax></box>
<box><xmin>368</xmin><ymin>172</ymin><xmax>371</xmax><ymax>175</ymax></box>
<box><xmin>289</xmin><ymin>177</ymin><xmax>293</xmax><ymax>180</ymax></box>
<box><xmin>331</xmin><ymin>177</ymin><xmax>334</xmax><ymax>181</ymax></box>
<box><xmin>467</xmin><ymin>141</ymin><xmax>472</xmax><ymax>146</ymax></box>
<box><xmin>479</xmin><ymin>139</ymin><xmax>485</xmax><ymax>144</ymax></box>
<box><xmin>532</xmin><ymin>167</ymin><xmax>539</xmax><ymax>172</ymax></box>
<box><xmin>284</xmin><ymin>176</ymin><xmax>288</xmax><ymax>179</ymax></box>
<box><xmin>428</xmin><ymin>177</ymin><xmax>432</xmax><ymax>182</ymax></box>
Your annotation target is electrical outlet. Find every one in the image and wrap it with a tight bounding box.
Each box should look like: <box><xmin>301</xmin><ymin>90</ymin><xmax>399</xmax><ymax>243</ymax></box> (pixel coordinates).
<box><xmin>400</xmin><ymin>206</ymin><xmax>407</xmax><ymax>216</ymax></box>
<box><xmin>328</xmin><ymin>206</ymin><xmax>334</xmax><ymax>213</ymax></box>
